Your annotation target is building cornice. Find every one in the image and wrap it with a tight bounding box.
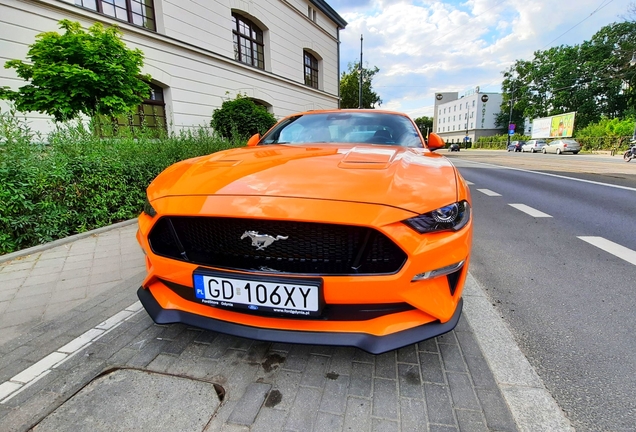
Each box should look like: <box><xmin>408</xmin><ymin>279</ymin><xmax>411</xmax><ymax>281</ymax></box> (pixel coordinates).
<box><xmin>309</xmin><ymin>0</ymin><xmax>347</xmax><ymax>28</ymax></box>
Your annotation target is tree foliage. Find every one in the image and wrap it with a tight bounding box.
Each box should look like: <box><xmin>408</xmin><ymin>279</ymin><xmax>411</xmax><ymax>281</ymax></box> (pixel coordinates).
<box><xmin>497</xmin><ymin>22</ymin><xmax>636</xmax><ymax>131</ymax></box>
<box><xmin>0</xmin><ymin>20</ymin><xmax>151</xmax><ymax>122</ymax></box>
<box><xmin>339</xmin><ymin>62</ymin><xmax>382</xmax><ymax>109</ymax></box>
<box><xmin>413</xmin><ymin>116</ymin><xmax>433</xmax><ymax>134</ymax></box>
<box><xmin>211</xmin><ymin>95</ymin><xmax>277</xmax><ymax>139</ymax></box>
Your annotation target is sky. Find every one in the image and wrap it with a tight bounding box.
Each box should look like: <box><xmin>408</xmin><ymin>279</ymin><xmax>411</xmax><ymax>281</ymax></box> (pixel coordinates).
<box><xmin>326</xmin><ymin>0</ymin><xmax>629</xmax><ymax>118</ymax></box>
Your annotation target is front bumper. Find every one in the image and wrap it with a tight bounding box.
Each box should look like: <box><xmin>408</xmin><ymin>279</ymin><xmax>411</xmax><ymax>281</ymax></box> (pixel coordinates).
<box><xmin>138</xmin><ymin>286</ymin><xmax>463</xmax><ymax>354</ymax></box>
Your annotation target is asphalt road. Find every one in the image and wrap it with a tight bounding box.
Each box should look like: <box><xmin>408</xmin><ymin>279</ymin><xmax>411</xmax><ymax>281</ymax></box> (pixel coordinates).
<box><xmin>447</xmin><ymin>150</ymin><xmax>636</xmax><ymax>431</ymax></box>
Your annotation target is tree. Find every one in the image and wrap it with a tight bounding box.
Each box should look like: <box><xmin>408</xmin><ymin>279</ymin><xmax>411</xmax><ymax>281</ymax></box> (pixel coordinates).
<box><xmin>413</xmin><ymin>116</ymin><xmax>433</xmax><ymax>135</ymax></box>
<box><xmin>339</xmin><ymin>62</ymin><xmax>382</xmax><ymax>109</ymax></box>
<box><xmin>211</xmin><ymin>95</ymin><xmax>277</xmax><ymax>139</ymax></box>
<box><xmin>0</xmin><ymin>20</ymin><xmax>151</xmax><ymax>122</ymax></box>
<box><xmin>497</xmin><ymin>22</ymin><xmax>636</xmax><ymax>131</ymax></box>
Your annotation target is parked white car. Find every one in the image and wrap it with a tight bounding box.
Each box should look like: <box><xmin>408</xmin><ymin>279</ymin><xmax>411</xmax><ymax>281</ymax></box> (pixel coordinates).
<box><xmin>522</xmin><ymin>139</ymin><xmax>548</xmax><ymax>153</ymax></box>
<box><xmin>542</xmin><ymin>139</ymin><xmax>581</xmax><ymax>154</ymax></box>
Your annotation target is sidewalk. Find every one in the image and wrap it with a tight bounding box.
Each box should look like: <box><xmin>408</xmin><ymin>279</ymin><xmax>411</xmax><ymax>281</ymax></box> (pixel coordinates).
<box><xmin>0</xmin><ymin>223</ymin><xmax>571</xmax><ymax>432</ymax></box>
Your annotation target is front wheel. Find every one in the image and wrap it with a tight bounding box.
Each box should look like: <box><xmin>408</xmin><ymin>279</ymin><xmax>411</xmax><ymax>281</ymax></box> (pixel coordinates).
<box><xmin>542</xmin><ymin>148</ymin><xmax>546</xmax><ymax>154</ymax></box>
<box><xmin>556</xmin><ymin>148</ymin><xmax>562</xmax><ymax>155</ymax></box>
<box><xmin>625</xmin><ymin>151</ymin><xmax>634</xmax><ymax>162</ymax></box>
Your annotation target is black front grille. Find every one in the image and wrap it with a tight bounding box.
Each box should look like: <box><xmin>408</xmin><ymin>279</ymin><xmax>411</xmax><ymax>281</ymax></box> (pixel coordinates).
<box><xmin>148</xmin><ymin>216</ymin><xmax>406</xmax><ymax>275</ymax></box>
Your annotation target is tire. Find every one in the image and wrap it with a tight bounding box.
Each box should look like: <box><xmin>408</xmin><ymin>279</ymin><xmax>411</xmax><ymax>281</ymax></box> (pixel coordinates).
<box><xmin>542</xmin><ymin>148</ymin><xmax>546</xmax><ymax>154</ymax></box>
<box><xmin>530</xmin><ymin>149</ymin><xmax>534</xmax><ymax>153</ymax></box>
<box><xmin>573</xmin><ymin>151</ymin><xmax>579</xmax><ymax>155</ymax></box>
<box><xmin>556</xmin><ymin>148</ymin><xmax>562</xmax><ymax>155</ymax></box>
<box><xmin>625</xmin><ymin>151</ymin><xmax>633</xmax><ymax>162</ymax></box>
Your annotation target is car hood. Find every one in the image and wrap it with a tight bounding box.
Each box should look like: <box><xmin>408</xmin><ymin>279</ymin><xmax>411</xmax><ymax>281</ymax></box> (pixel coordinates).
<box><xmin>147</xmin><ymin>144</ymin><xmax>458</xmax><ymax>214</ymax></box>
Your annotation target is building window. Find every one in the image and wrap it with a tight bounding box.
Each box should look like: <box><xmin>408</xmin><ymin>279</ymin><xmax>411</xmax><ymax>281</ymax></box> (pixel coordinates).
<box><xmin>308</xmin><ymin>5</ymin><xmax>317</xmax><ymax>22</ymax></box>
<box><xmin>472</xmin><ymin>100</ymin><xmax>475</xmax><ymax>107</ymax></box>
<box><xmin>452</xmin><ymin>125</ymin><xmax>455</xmax><ymax>131</ymax></box>
<box><xmin>304</xmin><ymin>51</ymin><xmax>319</xmax><ymax>89</ymax></box>
<box><xmin>113</xmin><ymin>83</ymin><xmax>166</xmax><ymax>136</ymax></box>
<box><xmin>75</xmin><ymin>0</ymin><xmax>156</xmax><ymax>31</ymax></box>
<box><xmin>232</xmin><ymin>13</ymin><xmax>264</xmax><ymax>69</ymax></box>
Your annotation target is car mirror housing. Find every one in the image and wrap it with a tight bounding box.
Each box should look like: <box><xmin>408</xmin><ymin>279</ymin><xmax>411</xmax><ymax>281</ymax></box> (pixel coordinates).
<box><xmin>427</xmin><ymin>133</ymin><xmax>445</xmax><ymax>151</ymax></box>
<box><xmin>246</xmin><ymin>133</ymin><xmax>261</xmax><ymax>147</ymax></box>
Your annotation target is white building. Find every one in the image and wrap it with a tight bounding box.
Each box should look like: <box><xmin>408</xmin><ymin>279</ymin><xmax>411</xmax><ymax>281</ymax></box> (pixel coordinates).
<box><xmin>433</xmin><ymin>87</ymin><xmax>503</xmax><ymax>143</ymax></box>
<box><xmin>0</xmin><ymin>0</ymin><xmax>346</xmax><ymax>135</ymax></box>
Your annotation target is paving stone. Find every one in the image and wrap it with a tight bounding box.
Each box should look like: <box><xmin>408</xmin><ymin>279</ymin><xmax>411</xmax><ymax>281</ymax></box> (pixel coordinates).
<box><xmin>419</xmin><ymin>352</ymin><xmax>445</xmax><ymax>384</ymax></box>
<box><xmin>455</xmin><ymin>409</ymin><xmax>488</xmax><ymax>432</ymax></box>
<box><xmin>348</xmin><ymin>361</ymin><xmax>373</xmax><ymax>397</ymax></box>
<box><xmin>225</xmin><ymin>360</ymin><xmax>260</xmax><ymax>401</ymax></box>
<box><xmin>160</xmin><ymin>328</ymin><xmax>198</xmax><ymax>356</ymax></box>
<box><xmin>446</xmin><ymin>373</ymin><xmax>480</xmax><ymax>410</ymax></box>
<box><xmin>417</xmin><ymin>338</ymin><xmax>438</xmax><ymax>353</ymax></box>
<box><xmin>0</xmin><ymin>277</ymin><xmax>25</xmax><ymax>291</ymax></box>
<box><xmin>127</xmin><ymin>338</ymin><xmax>167</xmax><ymax>368</ymax></box>
<box><xmin>372</xmin><ymin>418</ymin><xmax>399</xmax><ymax>432</ymax></box>
<box><xmin>475</xmin><ymin>388</ymin><xmax>519</xmax><ymax>432</ymax></box>
<box><xmin>284</xmin><ymin>386</ymin><xmax>321</xmax><ymax>430</ymax></box>
<box><xmin>399</xmin><ymin>397</ymin><xmax>428</xmax><ymax>431</ymax></box>
<box><xmin>429</xmin><ymin>424</ymin><xmax>458</xmax><ymax>432</ymax></box>
<box><xmin>0</xmin><ymin>390</ymin><xmax>64</xmax><ymax>432</ymax></box>
<box><xmin>228</xmin><ymin>382</ymin><xmax>271</xmax><ymax>426</ymax></box>
<box><xmin>145</xmin><ymin>353</ymin><xmax>179</xmax><ymax>373</ymax></box>
<box><xmin>281</xmin><ymin>344</ymin><xmax>313</xmax><ymax>372</ymax></box>
<box><xmin>314</xmin><ymin>411</ymin><xmax>344</xmax><ymax>432</ymax></box>
<box><xmin>343</xmin><ymin>396</ymin><xmax>371</xmax><ymax>432</ymax></box>
<box><xmin>353</xmin><ymin>348</ymin><xmax>375</xmax><ymax>364</ymax></box>
<box><xmin>454</xmin><ymin>330</ymin><xmax>483</xmax><ymax>359</ymax></box>
<box><xmin>300</xmin><ymin>354</ymin><xmax>328</xmax><ymax>388</ymax></box>
<box><xmin>319</xmin><ymin>373</ymin><xmax>349</xmax><ymax>415</ymax></box>
<box><xmin>397</xmin><ymin>363</ymin><xmax>423</xmax><ymax>399</ymax></box>
<box><xmin>396</xmin><ymin>345</ymin><xmax>418</xmax><ymax>364</ymax></box>
<box><xmin>269</xmin><ymin>370</ymin><xmax>301</xmax><ymax>411</ymax></box>
<box><xmin>453</xmin><ymin>315</ymin><xmax>472</xmax><ymax>333</ymax></box>
<box><xmin>372</xmin><ymin>378</ymin><xmax>398</xmax><ymax>420</ymax></box>
<box><xmin>463</xmin><ymin>352</ymin><xmax>498</xmax><ymax>389</ymax></box>
<box><xmin>436</xmin><ymin>331</ymin><xmax>459</xmax><ymax>345</ymax></box>
<box><xmin>328</xmin><ymin>346</ymin><xmax>355</xmax><ymax>376</ymax></box>
<box><xmin>164</xmin><ymin>355</ymin><xmax>219</xmax><ymax>381</ymax></box>
<box><xmin>374</xmin><ymin>351</ymin><xmax>396</xmax><ymax>379</ymax></box>
<box><xmin>439</xmin><ymin>343</ymin><xmax>468</xmax><ymax>373</ymax></box>
<box><xmin>424</xmin><ymin>383</ymin><xmax>456</xmax><ymax>426</ymax></box>
<box><xmin>250</xmin><ymin>406</ymin><xmax>289</xmax><ymax>432</ymax></box>
<box><xmin>106</xmin><ymin>347</ymin><xmax>138</xmax><ymax>366</ymax></box>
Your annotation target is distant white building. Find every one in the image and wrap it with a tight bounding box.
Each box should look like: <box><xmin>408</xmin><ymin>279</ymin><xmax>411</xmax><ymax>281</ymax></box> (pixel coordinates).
<box><xmin>0</xmin><ymin>0</ymin><xmax>347</xmax><ymax>135</ymax></box>
<box><xmin>432</xmin><ymin>87</ymin><xmax>503</xmax><ymax>143</ymax></box>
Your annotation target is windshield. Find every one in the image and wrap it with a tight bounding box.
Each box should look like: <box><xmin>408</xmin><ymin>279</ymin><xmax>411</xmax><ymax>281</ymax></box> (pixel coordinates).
<box><xmin>261</xmin><ymin>112</ymin><xmax>423</xmax><ymax>147</ymax></box>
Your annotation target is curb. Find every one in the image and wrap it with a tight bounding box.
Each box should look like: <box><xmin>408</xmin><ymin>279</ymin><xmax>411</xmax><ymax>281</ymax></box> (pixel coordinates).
<box><xmin>0</xmin><ymin>219</ymin><xmax>138</xmax><ymax>264</ymax></box>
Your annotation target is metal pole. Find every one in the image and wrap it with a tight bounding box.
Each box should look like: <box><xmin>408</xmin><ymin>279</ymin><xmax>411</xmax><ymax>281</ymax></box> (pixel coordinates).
<box><xmin>507</xmin><ymin>80</ymin><xmax>515</xmax><ymax>148</ymax></box>
<box><xmin>359</xmin><ymin>34</ymin><xmax>363</xmax><ymax>109</ymax></box>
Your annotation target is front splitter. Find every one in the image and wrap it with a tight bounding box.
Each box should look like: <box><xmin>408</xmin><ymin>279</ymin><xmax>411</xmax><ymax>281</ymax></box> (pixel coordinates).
<box><xmin>137</xmin><ymin>287</ymin><xmax>463</xmax><ymax>354</ymax></box>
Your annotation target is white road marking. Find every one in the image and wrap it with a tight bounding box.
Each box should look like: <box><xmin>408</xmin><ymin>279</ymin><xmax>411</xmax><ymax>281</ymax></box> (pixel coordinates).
<box><xmin>477</xmin><ymin>188</ymin><xmax>501</xmax><ymax>196</ymax></box>
<box><xmin>509</xmin><ymin>204</ymin><xmax>552</xmax><ymax>218</ymax></box>
<box><xmin>0</xmin><ymin>301</ymin><xmax>143</xmax><ymax>403</ymax></box>
<box><xmin>578</xmin><ymin>237</ymin><xmax>636</xmax><ymax>266</ymax></box>
<box><xmin>465</xmin><ymin>180</ymin><xmax>474</xmax><ymax>185</ymax></box>
<box><xmin>456</xmin><ymin>159</ymin><xmax>636</xmax><ymax>192</ymax></box>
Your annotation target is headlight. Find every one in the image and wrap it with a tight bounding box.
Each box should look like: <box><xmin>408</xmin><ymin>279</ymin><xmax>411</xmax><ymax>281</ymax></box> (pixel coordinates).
<box><xmin>143</xmin><ymin>197</ymin><xmax>157</xmax><ymax>217</ymax></box>
<box><xmin>404</xmin><ymin>201</ymin><xmax>470</xmax><ymax>234</ymax></box>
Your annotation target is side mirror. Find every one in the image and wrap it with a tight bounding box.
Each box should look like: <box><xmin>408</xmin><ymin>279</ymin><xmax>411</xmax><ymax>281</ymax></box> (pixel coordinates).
<box><xmin>246</xmin><ymin>133</ymin><xmax>261</xmax><ymax>147</ymax></box>
<box><xmin>427</xmin><ymin>133</ymin><xmax>445</xmax><ymax>151</ymax></box>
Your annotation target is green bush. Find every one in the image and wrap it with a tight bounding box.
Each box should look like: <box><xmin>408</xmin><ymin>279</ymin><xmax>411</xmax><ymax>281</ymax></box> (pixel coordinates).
<box><xmin>0</xmin><ymin>108</ymin><xmax>240</xmax><ymax>254</ymax></box>
<box><xmin>472</xmin><ymin>133</ymin><xmax>531</xmax><ymax>149</ymax></box>
<box><xmin>211</xmin><ymin>95</ymin><xmax>276</xmax><ymax>140</ymax></box>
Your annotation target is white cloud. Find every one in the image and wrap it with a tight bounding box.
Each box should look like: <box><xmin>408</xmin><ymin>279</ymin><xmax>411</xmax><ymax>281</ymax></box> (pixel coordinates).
<box><xmin>330</xmin><ymin>0</ymin><xmax>627</xmax><ymax>117</ymax></box>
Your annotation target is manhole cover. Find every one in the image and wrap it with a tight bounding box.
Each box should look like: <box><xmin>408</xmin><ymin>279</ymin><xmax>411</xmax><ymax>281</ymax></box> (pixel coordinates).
<box><xmin>34</xmin><ymin>369</ymin><xmax>221</xmax><ymax>431</ymax></box>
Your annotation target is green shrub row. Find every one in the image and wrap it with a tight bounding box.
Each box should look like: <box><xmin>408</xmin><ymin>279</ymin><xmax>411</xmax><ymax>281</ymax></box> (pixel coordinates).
<box><xmin>0</xmin><ymin>111</ymin><xmax>240</xmax><ymax>255</ymax></box>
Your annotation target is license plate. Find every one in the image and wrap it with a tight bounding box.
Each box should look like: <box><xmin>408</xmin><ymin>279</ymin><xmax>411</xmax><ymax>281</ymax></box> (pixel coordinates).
<box><xmin>193</xmin><ymin>269</ymin><xmax>322</xmax><ymax>317</ymax></box>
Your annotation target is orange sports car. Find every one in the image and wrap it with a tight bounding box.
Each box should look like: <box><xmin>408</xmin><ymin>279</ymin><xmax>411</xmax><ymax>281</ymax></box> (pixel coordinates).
<box><xmin>137</xmin><ymin>110</ymin><xmax>472</xmax><ymax>354</ymax></box>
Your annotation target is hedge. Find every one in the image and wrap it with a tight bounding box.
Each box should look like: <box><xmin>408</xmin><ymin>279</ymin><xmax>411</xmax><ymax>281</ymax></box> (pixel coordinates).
<box><xmin>0</xmin><ymin>112</ymin><xmax>240</xmax><ymax>254</ymax></box>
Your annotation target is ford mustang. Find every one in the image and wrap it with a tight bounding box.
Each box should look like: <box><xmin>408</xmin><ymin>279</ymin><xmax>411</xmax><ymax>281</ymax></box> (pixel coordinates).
<box><xmin>136</xmin><ymin>110</ymin><xmax>472</xmax><ymax>354</ymax></box>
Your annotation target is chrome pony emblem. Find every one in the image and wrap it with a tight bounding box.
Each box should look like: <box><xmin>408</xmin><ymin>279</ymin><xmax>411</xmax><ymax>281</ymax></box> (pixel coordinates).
<box><xmin>241</xmin><ymin>231</ymin><xmax>288</xmax><ymax>250</ymax></box>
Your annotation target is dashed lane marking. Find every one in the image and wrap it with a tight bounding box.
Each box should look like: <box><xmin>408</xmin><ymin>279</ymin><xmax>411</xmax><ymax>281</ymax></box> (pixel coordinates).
<box><xmin>477</xmin><ymin>188</ymin><xmax>501</xmax><ymax>196</ymax></box>
<box><xmin>0</xmin><ymin>301</ymin><xmax>143</xmax><ymax>404</ymax></box>
<box><xmin>578</xmin><ymin>237</ymin><xmax>636</xmax><ymax>266</ymax></box>
<box><xmin>465</xmin><ymin>180</ymin><xmax>474</xmax><ymax>185</ymax></box>
<box><xmin>508</xmin><ymin>203</ymin><xmax>552</xmax><ymax>218</ymax></box>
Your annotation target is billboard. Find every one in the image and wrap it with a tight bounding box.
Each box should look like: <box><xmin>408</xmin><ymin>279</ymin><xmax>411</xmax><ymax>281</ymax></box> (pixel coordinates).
<box><xmin>531</xmin><ymin>112</ymin><xmax>576</xmax><ymax>139</ymax></box>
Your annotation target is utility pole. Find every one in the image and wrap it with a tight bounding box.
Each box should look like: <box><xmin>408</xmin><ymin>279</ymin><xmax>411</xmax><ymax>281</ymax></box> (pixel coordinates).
<box><xmin>358</xmin><ymin>34</ymin><xmax>363</xmax><ymax>109</ymax></box>
<box><xmin>507</xmin><ymin>82</ymin><xmax>514</xmax><ymax>149</ymax></box>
